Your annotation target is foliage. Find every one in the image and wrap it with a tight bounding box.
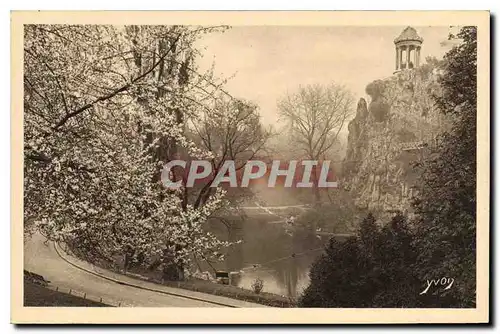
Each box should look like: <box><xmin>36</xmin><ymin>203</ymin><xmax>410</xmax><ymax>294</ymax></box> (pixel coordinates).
<box><xmin>300</xmin><ymin>27</ymin><xmax>478</xmax><ymax>308</ymax></box>
<box><xmin>365</xmin><ymin>80</ymin><xmax>390</xmax><ymax>122</ymax></box>
<box><xmin>299</xmin><ymin>213</ymin><xmax>421</xmax><ymax>307</ymax></box>
<box><xmin>412</xmin><ymin>26</ymin><xmax>477</xmax><ymax>307</ymax></box>
<box><xmin>343</xmin><ymin>57</ymin><xmax>448</xmax><ymax>215</ymax></box>
<box><xmin>161</xmin><ymin>277</ymin><xmax>294</xmax><ymax>307</ymax></box>
<box><xmin>23</xmin><ymin>24</ymin><xmax>260</xmax><ymax>277</ymax></box>
<box><xmin>294</xmin><ymin>189</ymin><xmax>360</xmax><ymax>234</ymax></box>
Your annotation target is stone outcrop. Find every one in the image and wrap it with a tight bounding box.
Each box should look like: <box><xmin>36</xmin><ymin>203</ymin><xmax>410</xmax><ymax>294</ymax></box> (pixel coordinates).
<box><xmin>342</xmin><ymin>66</ymin><xmax>448</xmax><ymax>218</ymax></box>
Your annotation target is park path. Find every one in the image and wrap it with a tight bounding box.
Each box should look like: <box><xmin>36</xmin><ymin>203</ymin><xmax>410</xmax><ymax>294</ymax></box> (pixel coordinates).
<box><xmin>24</xmin><ymin>233</ymin><xmax>266</xmax><ymax>308</ymax></box>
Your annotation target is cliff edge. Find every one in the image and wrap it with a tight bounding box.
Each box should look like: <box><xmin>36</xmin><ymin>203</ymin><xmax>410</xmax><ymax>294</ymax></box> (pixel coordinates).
<box><xmin>342</xmin><ymin>64</ymin><xmax>448</xmax><ymax>217</ymax></box>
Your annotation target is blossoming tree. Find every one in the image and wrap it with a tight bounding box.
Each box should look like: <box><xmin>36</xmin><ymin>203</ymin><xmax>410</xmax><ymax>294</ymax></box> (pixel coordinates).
<box><xmin>24</xmin><ymin>24</ymin><xmax>256</xmax><ymax>279</ymax></box>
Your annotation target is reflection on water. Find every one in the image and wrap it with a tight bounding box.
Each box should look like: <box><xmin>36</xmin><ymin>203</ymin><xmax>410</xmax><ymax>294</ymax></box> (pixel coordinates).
<box><xmin>208</xmin><ymin>216</ymin><xmax>329</xmax><ymax>298</ymax></box>
<box><xmin>237</xmin><ymin>266</ymin><xmax>311</xmax><ymax>298</ymax></box>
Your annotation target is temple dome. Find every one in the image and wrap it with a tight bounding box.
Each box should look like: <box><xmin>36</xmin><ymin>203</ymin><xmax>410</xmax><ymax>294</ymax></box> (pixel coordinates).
<box><xmin>394</xmin><ymin>26</ymin><xmax>423</xmax><ymax>44</ymax></box>
<box><xmin>393</xmin><ymin>26</ymin><xmax>423</xmax><ymax>73</ymax></box>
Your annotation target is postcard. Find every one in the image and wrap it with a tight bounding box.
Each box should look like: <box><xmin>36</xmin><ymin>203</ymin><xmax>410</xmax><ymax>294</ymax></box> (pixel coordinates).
<box><xmin>11</xmin><ymin>10</ymin><xmax>490</xmax><ymax>324</ymax></box>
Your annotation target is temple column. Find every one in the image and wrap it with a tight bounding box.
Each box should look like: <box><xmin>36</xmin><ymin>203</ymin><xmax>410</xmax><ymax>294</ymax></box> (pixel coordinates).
<box><xmin>401</xmin><ymin>45</ymin><xmax>408</xmax><ymax>68</ymax></box>
<box><xmin>395</xmin><ymin>46</ymin><xmax>399</xmax><ymax>70</ymax></box>
<box><xmin>399</xmin><ymin>47</ymin><xmax>403</xmax><ymax>69</ymax></box>
<box><xmin>406</xmin><ymin>45</ymin><xmax>411</xmax><ymax>68</ymax></box>
<box><xmin>416</xmin><ymin>47</ymin><xmax>421</xmax><ymax>67</ymax></box>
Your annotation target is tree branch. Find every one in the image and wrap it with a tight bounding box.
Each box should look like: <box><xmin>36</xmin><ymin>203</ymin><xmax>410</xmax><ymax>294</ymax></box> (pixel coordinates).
<box><xmin>51</xmin><ymin>33</ymin><xmax>182</xmax><ymax>131</ymax></box>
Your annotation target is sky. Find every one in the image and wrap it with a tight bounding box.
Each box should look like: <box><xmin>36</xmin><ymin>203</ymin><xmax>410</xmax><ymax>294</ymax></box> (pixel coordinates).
<box><xmin>195</xmin><ymin>26</ymin><xmax>457</xmax><ymax>127</ymax></box>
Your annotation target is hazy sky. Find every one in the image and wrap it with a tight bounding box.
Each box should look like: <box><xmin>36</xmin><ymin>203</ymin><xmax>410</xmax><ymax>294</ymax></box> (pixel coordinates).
<box><xmin>196</xmin><ymin>26</ymin><xmax>456</xmax><ymax>126</ymax></box>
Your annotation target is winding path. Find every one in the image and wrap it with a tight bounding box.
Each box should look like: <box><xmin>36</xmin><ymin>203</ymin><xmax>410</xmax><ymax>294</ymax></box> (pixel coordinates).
<box><xmin>24</xmin><ymin>233</ymin><xmax>266</xmax><ymax>308</ymax></box>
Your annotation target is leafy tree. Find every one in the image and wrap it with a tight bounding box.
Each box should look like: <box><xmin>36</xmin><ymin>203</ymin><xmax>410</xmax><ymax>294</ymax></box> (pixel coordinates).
<box><xmin>299</xmin><ymin>212</ymin><xmax>419</xmax><ymax>307</ymax></box>
<box><xmin>358</xmin><ymin>212</ymin><xmax>378</xmax><ymax>251</ymax></box>
<box><xmin>299</xmin><ymin>236</ymin><xmax>364</xmax><ymax>307</ymax></box>
<box><xmin>412</xmin><ymin>26</ymin><xmax>477</xmax><ymax>307</ymax></box>
<box><xmin>23</xmin><ymin>25</ymin><xmax>247</xmax><ymax>279</ymax></box>
<box><xmin>370</xmin><ymin>213</ymin><xmax>420</xmax><ymax>307</ymax></box>
<box><xmin>294</xmin><ymin>188</ymin><xmax>361</xmax><ymax>234</ymax></box>
<box><xmin>299</xmin><ymin>27</ymin><xmax>477</xmax><ymax>309</ymax></box>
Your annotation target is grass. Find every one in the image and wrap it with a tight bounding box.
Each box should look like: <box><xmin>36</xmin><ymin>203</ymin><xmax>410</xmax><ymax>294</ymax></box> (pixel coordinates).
<box><xmin>101</xmin><ymin>264</ymin><xmax>297</xmax><ymax>308</ymax></box>
<box><xmin>91</xmin><ymin>259</ymin><xmax>296</xmax><ymax>307</ymax></box>
<box><xmin>122</xmin><ymin>271</ymin><xmax>296</xmax><ymax>307</ymax></box>
<box><xmin>24</xmin><ymin>282</ymin><xmax>109</xmax><ymax>307</ymax></box>
<box><xmin>162</xmin><ymin>279</ymin><xmax>296</xmax><ymax>307</ymax></box>
<box><xmin>69</xmin><ymin>247</ymin><xmax>297</xmax><ymax>307</ymax></box>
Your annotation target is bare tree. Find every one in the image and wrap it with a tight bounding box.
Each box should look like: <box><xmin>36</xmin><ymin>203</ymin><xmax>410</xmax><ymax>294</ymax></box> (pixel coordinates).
<box><xmin>189</xmin><ymin>98</ymin><xmax>273</xmax><ymax>207</ymax></box>
<box><xmin>186</xmin><ymin>98</ymin><xmax>272</xmax><ymax>237</ymax></box>
<box><xmin>278</xmin><ymin>83</ymin><xmax>354</xmax><ymax>203</ymax></box>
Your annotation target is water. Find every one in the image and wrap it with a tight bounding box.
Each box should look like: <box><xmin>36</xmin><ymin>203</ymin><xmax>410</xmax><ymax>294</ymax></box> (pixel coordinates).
<box><xmin>207</xmin><ymin>214</ymin><xmax>329</xmax><ymax>298</ymax></box>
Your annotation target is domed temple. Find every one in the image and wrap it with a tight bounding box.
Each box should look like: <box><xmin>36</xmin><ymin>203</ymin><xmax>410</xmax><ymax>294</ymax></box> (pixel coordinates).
<box><xmin>394</xmin><ymin>26</ymin><xmax>423</xmax><ymax>72</ymax></box>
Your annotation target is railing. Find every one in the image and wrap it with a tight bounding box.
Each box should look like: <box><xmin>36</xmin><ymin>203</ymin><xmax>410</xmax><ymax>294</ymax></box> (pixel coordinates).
<box><xmin>24</xmin><ymin>269</ymin><xmax>122</xmax><ymax>306</ymax></box>
<box><xmin>399</xmin><ymin>138</ymin><xmax>440</xmax><ymax>152</ymax></box>
<box><xmin>399</xmin><ymin>141</ymin><xmax>425</xmax><ymax>151</ymax></box>
<box><xmin>43</xmin><ymin>285</ymin><xmax>122</xmax><ymax>306</ymax></box>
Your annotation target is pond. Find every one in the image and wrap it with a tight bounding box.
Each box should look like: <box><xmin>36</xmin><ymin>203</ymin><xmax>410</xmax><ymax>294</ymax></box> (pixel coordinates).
<box><xmin>206</xmin><ymin>212</ymin><xmax>331</xmax><ymax>298</ymax></box>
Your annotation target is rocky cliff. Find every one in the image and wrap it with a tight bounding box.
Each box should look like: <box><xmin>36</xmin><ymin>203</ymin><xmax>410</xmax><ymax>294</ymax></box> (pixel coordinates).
<box><xmin>342</xmin><ymin>65</ymin><xmax>448</xmax><ymax>218</ymax></box>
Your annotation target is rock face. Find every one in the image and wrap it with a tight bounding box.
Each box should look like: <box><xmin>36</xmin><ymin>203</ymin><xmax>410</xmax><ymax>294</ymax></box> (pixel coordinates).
<box><xmin>342</xmin><ymin>66</ymin><xmax>447</xmax><ymax>218</ymax></box>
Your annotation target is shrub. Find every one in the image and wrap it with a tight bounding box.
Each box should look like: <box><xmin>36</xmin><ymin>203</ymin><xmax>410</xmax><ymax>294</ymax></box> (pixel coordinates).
<box><xmin>251</xmin><ymin>278</ymin><xmax>264</xmax><ymax>294</ymax></box>
<box><xmin>299</xmin><ymin>212</ymin><xmax>422</xmax><ymax>308</ymax></box>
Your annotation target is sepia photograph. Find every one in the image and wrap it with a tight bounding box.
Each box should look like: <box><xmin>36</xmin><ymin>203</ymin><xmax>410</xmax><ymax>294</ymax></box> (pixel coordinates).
<box><xmin>11</xmin><ymin>10</ymin><xmax>490</xmax><ymax>324</ymax></box>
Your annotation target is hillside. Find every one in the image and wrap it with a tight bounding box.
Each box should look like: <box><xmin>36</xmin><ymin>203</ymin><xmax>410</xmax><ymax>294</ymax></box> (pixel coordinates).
<box><xmin>342</xmin><ymin>64</ymin><xmax>449</xmax><ymax>218</ymax></box>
